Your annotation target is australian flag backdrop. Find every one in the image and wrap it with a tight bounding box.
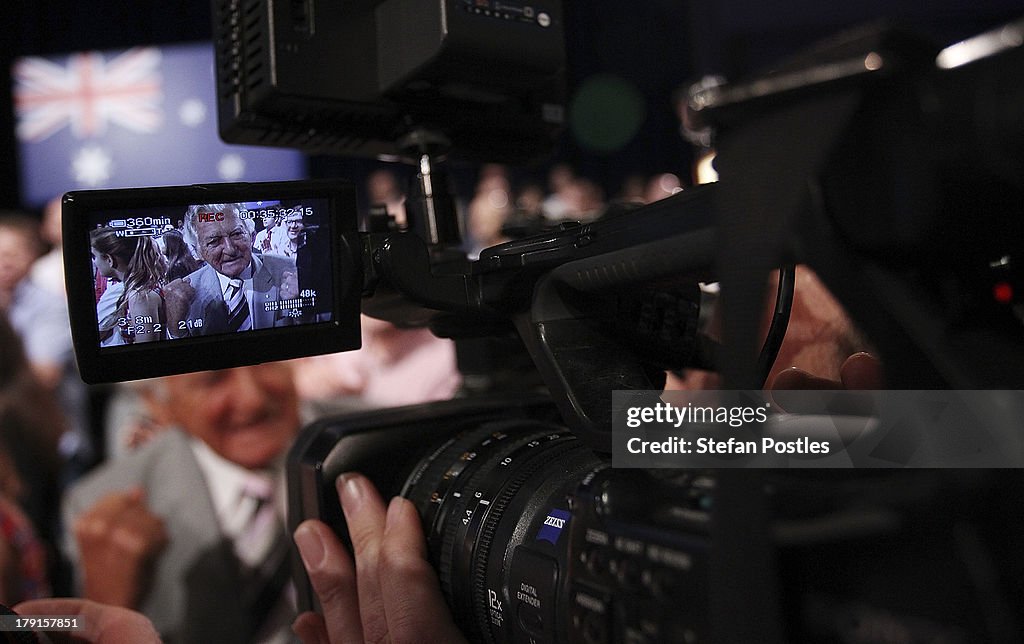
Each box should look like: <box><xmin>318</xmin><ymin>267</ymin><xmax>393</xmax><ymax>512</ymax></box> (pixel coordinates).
<box><xmin>13</xmin><ymin>43</ymin><xmax>306</xmax><ymax>207</ymax></box>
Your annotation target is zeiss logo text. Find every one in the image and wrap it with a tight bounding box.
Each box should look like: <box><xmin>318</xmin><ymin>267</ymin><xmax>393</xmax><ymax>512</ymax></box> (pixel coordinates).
<box><xmin>543</xmin><ymin>516</ymin><xmax>566</xmax><ymax>529</ymax></box>
<box><xmin>537</xmin><ymin>508</ymin><xmax>571</xmax><ymax>545</ymax></box>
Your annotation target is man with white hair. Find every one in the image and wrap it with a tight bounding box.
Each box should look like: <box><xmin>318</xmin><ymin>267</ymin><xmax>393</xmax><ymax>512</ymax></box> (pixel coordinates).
<box><xmin>166</xmin><ymin>203</ymin><xmax>299</xmax><ymax>336</ymax></box>
<box><xmin>63</xmin><ymin>363</ymin><xmax>302</xmax><ymax>643</ymax></box>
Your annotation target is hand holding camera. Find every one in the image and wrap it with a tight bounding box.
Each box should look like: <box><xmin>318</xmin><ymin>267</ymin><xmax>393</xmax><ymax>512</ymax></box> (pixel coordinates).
<box><xmin>293</xmin><ymin>473</ymin><xmax>466</xmax><ymax>644</ymax></box>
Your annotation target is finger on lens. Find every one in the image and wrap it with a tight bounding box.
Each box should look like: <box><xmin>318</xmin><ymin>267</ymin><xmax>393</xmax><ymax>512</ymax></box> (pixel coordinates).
<box><xmin>294</xmin><ymin>519</ymin><xmax>364</xmax><ymax>644</ymax></box>
<box><xmin>336</xmin><ymin>473</ymin><xmax>390</xmax><ymax>641</ymax></box>
<box><xmin>380</xmin><ymin>497</ymin><xmax>467</xmax><ymax>643</ymax></box>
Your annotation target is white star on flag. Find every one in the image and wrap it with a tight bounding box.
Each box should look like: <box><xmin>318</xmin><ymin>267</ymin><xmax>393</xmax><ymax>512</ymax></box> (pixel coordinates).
<box><xmin>71</xmin><ymin>145</ymin><xmax>114</xmax><ymax>186</ymax></box>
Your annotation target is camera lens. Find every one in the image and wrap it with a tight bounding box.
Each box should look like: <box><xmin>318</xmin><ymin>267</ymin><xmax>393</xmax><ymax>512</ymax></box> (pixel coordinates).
<box><xmin>400</xmin><ymin>419</ymin><xmax>603</xmax><ymax>643</ymax></box>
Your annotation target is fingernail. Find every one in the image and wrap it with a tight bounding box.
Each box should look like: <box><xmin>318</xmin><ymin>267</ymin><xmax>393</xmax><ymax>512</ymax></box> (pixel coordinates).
<box><xmin>337</xmin><ymin>473</ymin><xmax>364</xmax><ymax>515</ymax></box>
<box><xmin>386</xmin><ymin>496</ymin><xmax>406</xmax><ymax>524</ymax></box>
<box><xmin>294</xmin><ymin>522</ymin><xmax>326</xmax><ymax>572</ymax></box>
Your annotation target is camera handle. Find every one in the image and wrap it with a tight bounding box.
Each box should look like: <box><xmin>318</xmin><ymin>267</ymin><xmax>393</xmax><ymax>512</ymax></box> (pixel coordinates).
<box><xmin>360</xmin><ymin>127</ymin><xmax>473</xmax><ymax>325</ymax></box>
<box><xmin>397</xmin><ymin>127</ymin><xmax>463</xmax><ymax>252</ymax></box>
<box><xmin>362</xmin><ymin>181</ymin><xmax>799</xmax><ymax>449</ymax></box>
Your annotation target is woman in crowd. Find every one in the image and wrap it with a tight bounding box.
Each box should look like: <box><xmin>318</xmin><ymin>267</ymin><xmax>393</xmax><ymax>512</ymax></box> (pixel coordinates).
<box><xmin>90</xmin><ymin>228</ymin><xmax>167</xmax><ymax>345</ymax></box>
<box><xmin>161</xmin><ymin>229</ymin><xmax>201</xmax><ymax>282</ymax></box>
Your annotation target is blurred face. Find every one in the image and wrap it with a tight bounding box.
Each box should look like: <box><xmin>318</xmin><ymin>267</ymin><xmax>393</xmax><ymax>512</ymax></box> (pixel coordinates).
<box><xmin>368</xmin><ymin>171</ymin><xmax>398</xmax><ymax>202</ymax></box>
<box><xmin>90</xmin><ymin>247</ymin><xmax>116</xmax><ymax>279</ymax></box>
<box><xmin>195</xmin><ymin>210</ymin><xmax>252</xmax><ymax>278</ymax></box>
<box><xmin>469</xmin><ymin>202</ymin><xmax>507</xmax><ymax>245</ymax></box>
<box><xmin>0</xmin><ymin>228</ymin><xmax>38</xmax><ymax>292</ymax></box>
<box><xmin>160</xmin><ymin>363</ymin><xmax>300</xmax><ymax>469</ymax></box>
<box><xmin>42</xmin><ymin>197</ymin><xmax>63</xmax><ymax>246</ymax></box>
<box><xmin>284</xmin><ymin>214</ymin><xmax>304</xmax><ymax>242</ymax></box>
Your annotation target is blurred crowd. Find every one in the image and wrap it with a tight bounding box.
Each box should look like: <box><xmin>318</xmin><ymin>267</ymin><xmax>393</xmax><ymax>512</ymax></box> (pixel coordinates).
<box><xmin>462</xmin><ymin>162</ymin><xmax>686</xmax><ymax>258</ymax></box>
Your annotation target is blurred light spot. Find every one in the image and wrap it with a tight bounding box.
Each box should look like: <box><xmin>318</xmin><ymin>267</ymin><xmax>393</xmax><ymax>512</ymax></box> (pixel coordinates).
<box><xmin>179</xmin><ymin>98</ymin><xmax>206</xmax><ymax>127</ymax></box>
<box><xmin>695</xmin><ymin>151</ymin><xmax>718</xmax><ymax>185</ymax></box>
<box><xmin>937</xmin><ymin>22</ymin><xmax>1024</xmax><ymax>69</ymax></box>
<box><xmin>218</xmin><ymin>153</ymin><xmax>245</xmax><ymax>180</ymax></box>
<box><xmin>569</xmin><ymin>74</ymin><xmax>645</xmax><ymax>153</ymax></box>
<box><xmin>994</xmin><ymin>282</ymin><xmax>1014</xmax><ymax>304</ymax></box>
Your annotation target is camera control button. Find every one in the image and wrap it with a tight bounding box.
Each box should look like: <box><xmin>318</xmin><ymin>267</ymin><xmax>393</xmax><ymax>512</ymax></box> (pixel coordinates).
<box><xmin>572</xmin><ymin>588</ymin><xmax>611</xmax><ymax>644</ymax></box>
<box><xmin>649</xmin><ymin>568</ymin><xmax>683</xmax><ymax>600</ymax></box>
<box><xmin>582</xmin><ymin>612</ymin><xmax>609</xmax><ymax>644</ymax></box>
<box><xmin>516</xmin><ymin>601</ymin><xmax>544</xmax><ymax>638</ymax></box>
<box><xmin>510</xmin><ymin>547</ymin><xmax>558</xmax><ymax>640</ymax></box>
<box><xmin>582</xmin><ymin>546</ymin><xmax>610</xmax><ymax>577</ymax></box>
<box><xmin>616</xmin><ymin>558</ymin><xmax>645</xmax><ymax>592</ymax></box>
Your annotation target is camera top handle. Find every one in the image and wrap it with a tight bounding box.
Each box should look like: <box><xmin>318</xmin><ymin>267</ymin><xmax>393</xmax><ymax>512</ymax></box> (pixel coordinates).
<box><xmin>360</xmin><ymin>186</ymin><xmax>726</xmax><ymax>453</ymax></box>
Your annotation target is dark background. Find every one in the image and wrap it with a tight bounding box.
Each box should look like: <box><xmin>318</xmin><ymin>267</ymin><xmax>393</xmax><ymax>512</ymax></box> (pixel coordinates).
<box><xmin>2</xmin><ymin>0</ymin><xmax>1021</xmax><ymax>212</ymax></box>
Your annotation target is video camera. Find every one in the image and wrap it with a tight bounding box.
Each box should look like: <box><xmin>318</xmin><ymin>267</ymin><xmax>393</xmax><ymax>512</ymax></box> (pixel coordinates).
<box><xmin>60</xmin><ymin>2</ymin><xmax>1024</xmax><ymax>642</ymax></box>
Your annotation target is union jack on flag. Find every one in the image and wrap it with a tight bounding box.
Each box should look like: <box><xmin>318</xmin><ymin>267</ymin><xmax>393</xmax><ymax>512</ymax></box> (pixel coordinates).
<box><xmin>12</xmin><ymin>43</ymin><xmax>304</xmax><ymax>207</ymax></box>
<box><xmin>15</xmin><ymin>48</ymin><xmax>164</xmax><ymax>142</ymax></box>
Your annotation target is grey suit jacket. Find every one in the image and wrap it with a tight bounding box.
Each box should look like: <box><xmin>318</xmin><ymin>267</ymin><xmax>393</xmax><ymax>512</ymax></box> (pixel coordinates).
<box><xmin>63</xmin><ymin>429</ymin><xmax>286</xmax><ymax>643</ymax></box>
<box><xmin>182</xmin><ymin>254</ymin><xmax>297</xmax><ymax>335</ymax></box>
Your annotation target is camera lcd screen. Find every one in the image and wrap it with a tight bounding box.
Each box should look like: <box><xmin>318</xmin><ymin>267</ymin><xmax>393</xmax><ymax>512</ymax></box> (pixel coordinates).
<box><xmin>63</xmin><ymin>180</ymin><xmax>362</xmax><ymax>383</ymax></box>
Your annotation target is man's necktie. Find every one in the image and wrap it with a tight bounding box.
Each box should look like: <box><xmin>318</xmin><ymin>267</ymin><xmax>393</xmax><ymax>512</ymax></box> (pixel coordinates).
<box><xmin>234</xmin><ymin>475</ymin><xmax>278</xmax><ymax>569</ymax></box>
<box><xmin>195</xmin><ymin>475</ymin><xmax>291</xmax><ymax>643</ymax></box>
<box><xmin>226</xmin><ymin>279</ymin><xmax>252</xmax><ymax>332</ymax></box>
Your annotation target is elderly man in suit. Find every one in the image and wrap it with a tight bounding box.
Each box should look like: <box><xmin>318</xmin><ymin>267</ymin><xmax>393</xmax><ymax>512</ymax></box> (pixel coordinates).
<box><xmin>63</xmin><ymin>363</ymin><xmax>301</xmax><ymax>643</ymax></box>
<box><xmin>165</xmin><ymin>203</ymin><xmax>299</xmax><ymax>336</ymax></box>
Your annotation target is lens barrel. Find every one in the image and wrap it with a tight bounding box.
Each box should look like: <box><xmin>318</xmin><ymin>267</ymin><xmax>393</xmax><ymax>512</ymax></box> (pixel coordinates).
<box><xmin>401</xmin><ymin>420</ymin><xmax>602</xmax><ymax>642</ymax></box>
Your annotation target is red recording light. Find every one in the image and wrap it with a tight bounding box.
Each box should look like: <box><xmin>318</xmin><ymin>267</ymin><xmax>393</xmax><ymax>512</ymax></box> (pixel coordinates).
<box><xmin>993</xmin><ymin>281</ymin><xmax>1014</xmax><ymax>303</ymax></box>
